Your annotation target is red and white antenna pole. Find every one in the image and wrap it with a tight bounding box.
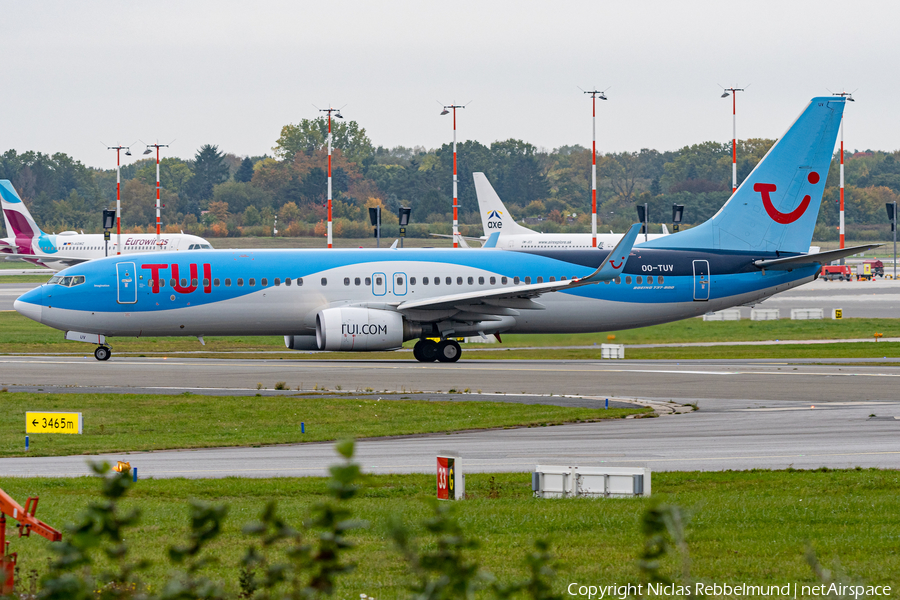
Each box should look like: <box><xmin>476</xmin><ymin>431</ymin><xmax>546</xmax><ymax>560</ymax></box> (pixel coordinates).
<box><xmin>320</xmin><ymin>107</ymin><xmax>343</xmax><ymax>248</ymax></box>
<box><xmin>832</xmin><ymin>91</ymin><xmax>855</xmax><ymax>252</ymax></box>
<box><xmin>107</xmin><ymin>144</ymin><xmax>130</xmax><ymax>255</ymax></box>
<box><xmin>144</xmin><ymin>143</ymin><xmax>169</xmax><ymax>248</ymax></box>
<box><xmin>441</xmin><ymin>104</ymin><xmax>465</xmax><ymax>247</ymax></box>
<box><xmin>721</xmin><ymin>87</ymin><xmax>745</xmax><ymax>194</ymax></box>
<box><xmin>583</xmin><ymin>89</ymin><xmax>607</xmax><ymax>248</ymax></box>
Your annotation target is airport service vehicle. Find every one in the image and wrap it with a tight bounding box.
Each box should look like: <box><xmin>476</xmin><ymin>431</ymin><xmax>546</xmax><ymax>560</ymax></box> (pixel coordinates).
<box><xmin>862</xmin><ymin>259</ymin><xmax>885</xmax><ymax>278</ymax></box>
<box><xmin>1</xmin><ymin>181</ymin><xmax>213</xmax><ymax>271</ymax></box>
<box><xmin>16</xmin><ymin>96</ymin><xmax>877</xmax><ymax>362</ymax></box>
<box><xmin>473</xmin><ymin>172</ymin><xmax>669</xmax><ymax>250</ymax></box>
<box><xmin>820</xmin><ymin>264</ymin><xmax>852</xmax><ymax>281</ymax></box>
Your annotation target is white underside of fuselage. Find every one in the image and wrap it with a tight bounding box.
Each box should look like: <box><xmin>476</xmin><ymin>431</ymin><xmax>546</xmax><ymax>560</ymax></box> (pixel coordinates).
<box><xmin>35</xmin><ymin>273</ymin><xmax>815</xmax><ymax>340</ymax></box>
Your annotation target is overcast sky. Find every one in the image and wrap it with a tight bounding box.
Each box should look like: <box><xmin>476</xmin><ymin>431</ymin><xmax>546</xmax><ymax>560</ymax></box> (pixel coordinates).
<box><xmin>2</xmin><ymin>1</ymin><xmax>896</xmax><ymax>169</ymax></box>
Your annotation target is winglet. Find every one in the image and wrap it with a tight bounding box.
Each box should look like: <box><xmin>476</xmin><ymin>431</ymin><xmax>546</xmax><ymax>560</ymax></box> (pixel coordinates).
<box><xmin>577</xmin><ymin>223</ymin><xmax>642</xmax><ymax>283</ymax></box>
<box><xmin>482</xmin><ymin>231</ymin><xmax>501</xmax><ymax>248</ymax></box>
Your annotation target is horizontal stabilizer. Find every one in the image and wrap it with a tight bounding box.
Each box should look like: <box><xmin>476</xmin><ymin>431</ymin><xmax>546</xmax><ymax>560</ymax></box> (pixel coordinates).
<box><xmin>753</xmin><ymin>244</ymin><xmax>882</xmax><ymax>270</ymax></box>
<box><xmin>579</xmin><ymin>223</ymin><xmax>642</xmax><ymax>283</ymax></box>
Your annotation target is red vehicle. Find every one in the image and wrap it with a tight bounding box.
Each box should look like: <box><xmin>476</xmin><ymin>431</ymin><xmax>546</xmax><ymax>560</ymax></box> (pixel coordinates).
<box><xmin>865</xmin><ymin>259</ymin><xmax>885</xmax><ymax>278</ymax></box>
<box><xmin>820</xmin><ymin>264</ymin><xmax>852</xmax><ymax>281</ymax></box>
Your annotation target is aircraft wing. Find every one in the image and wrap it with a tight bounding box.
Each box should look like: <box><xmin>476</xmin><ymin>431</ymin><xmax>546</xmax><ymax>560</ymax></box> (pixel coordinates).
<box><xmin>753</xmin><ymin>244</ymin><xmax>881</xmax><ymax>270</ymax></box>
<box><xmin>395</xmin><ymin>224</ymin><xmax>641</xmax><ymax>314</ymax></box>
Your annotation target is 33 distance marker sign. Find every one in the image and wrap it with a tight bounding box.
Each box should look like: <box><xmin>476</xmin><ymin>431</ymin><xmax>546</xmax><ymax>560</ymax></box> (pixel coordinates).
<box><xmin>26</xmin><ymin>412</ymin><xmax>83</xmax><ymax>434</ymax></box>
<box><xmin>437</xmin><ymin>454</ymin><xmax>464</xmax><ymax>500</ymax></box>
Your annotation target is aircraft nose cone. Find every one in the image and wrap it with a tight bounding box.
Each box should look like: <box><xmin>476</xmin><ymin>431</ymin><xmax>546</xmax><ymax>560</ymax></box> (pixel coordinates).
<box><xmin>14</xmin><ymin>288</ymin><xmax>43</xmax><ymax>323</ymax></box>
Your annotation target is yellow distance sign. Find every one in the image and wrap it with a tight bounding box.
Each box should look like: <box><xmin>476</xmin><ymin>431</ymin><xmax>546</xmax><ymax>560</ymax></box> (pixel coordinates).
<box><xmin>26</xmin><ymin>412</ymin><xmax>83</xmax><ymax>434</ymax></box>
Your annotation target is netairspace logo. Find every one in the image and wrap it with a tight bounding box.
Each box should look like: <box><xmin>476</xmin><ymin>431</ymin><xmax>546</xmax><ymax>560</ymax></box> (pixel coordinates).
<box><xmin>566</xmin><ymin>582</ymin><xmax>893</xmax><ymax>599</ymax></box>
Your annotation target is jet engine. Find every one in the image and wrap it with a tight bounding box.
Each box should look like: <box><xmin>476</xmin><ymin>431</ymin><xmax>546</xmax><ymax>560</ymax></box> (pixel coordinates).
<box><xmin>316</xmin><ymin>307</ymin><xmax>418</xmax><ymax>351</ymax></box>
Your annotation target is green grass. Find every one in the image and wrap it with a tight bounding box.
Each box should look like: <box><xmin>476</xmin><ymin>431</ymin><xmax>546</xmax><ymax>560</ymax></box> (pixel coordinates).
<box><xmin>0</xmin><ymin>274</ymin><xmax>51</xmax><ymax>283</ymax></box>
<box><xmin>1</xmin><ymin>469</ymin><xmax>897</xmax><ymax>597</ymax></box>
<box><xmin>0</xmin><ymin>392</ymin><xmax>645</xmax><ymax>458</ymax></box>
<box><xmin>1</xmin><ymin>311</ymin><xmax>898</xmax><ymax>358</ymax></box>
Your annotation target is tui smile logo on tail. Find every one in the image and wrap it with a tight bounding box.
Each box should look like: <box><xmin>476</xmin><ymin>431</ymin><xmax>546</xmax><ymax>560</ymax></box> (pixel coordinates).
<box><xmin>755</xmin><ymin>172</ymin><xmax>819</xmax><ymax>225</ymax></box>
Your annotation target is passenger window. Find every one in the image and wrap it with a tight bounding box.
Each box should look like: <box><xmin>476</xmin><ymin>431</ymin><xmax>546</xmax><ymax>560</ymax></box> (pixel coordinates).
<box><xmin>159</xmin><ymin>279</ymin><xmax>166</xmax><ymax>287</ymax></box>
<box><xmin>467</xmin><ymin>276</ymin><xmax>474</xmax><ymax>285</ymax></box>
<box><xmin>354</xmin><ymin>277</ymin><xmax>361</xmax><ymax>286</ymax></box>
<box><xmin>249</xmin><ymin>279</ymin><xmax>256</xmax><ymax>287</ymax></box>
<box><xmin>225</xmin><ymin>279</ymin><xmax>231</xmax><ymax>287</ymax></box>
<box><xmin>658</xmin><ymin>276</ymin><xmax>664</xmax><ymax>284</ymax></box>
<box><xmin>180</xmin><ymin>278</ymin><xmax>187</xmax><ymax>287</ymax></box>
<box><xmin>647</xmin><ymin>276</ymin><xmax>653</xmax><ymax>284</ymax></box>
<box><xmin>261</xmin><ymin>278</ymin><xmax>268</xmax><ymax>286</ymax></box>
<box><xmin>446</xmin><ymin>277</ymin><xmax>452</xmax><ymax>285</ymax></box>
<box><xmin>213</xmin><ymin>278</ymin><xmax>220</xmax><ymax>287</ymax></box>
<box><xmin>537</xmin><ymin>277</ymin><xmax>543</xmax><ymax>283</ymax></box>
<box><xmin>192</xmin><ymin>278</ymin><xmax>198</xmax><ymax>287</ymax></box>
<box><xmin>274</xmin><ymin>278</ymin><xmax>281</xmax><ymax>286</ymax></box>
<box><xmin>513</xmin><ymin>277</ymin><xmax>520</xmax><ymax>284</ymax></box>
<box><xmin>321</xmin><ymin>278</ymin><xmax>327</xmax><ymax>286</ymax></box>
<box><xmin>490</xmin><ymin>277</ymin><xmax>496</xmax><ymax>285</ymax></box>
<box><xmin>298</xmin><ymin>278</ymin><xmax>304</xmax><ymax>286</ymax></box>
<box><xmin>525</xmin><ymin>277</ymin><xmax>532</xmax><ymax>284</ymax></box>
<box><xmin>457</xmin><ymin>277</ymin><xmax>463</xmax><ymax>285</ymax></box>
<box><xmin>501</xmin><ymin>277</ymin><xmax>508</xmax><ymax>284</ymax></box>
<box><xmin>202</xmin><ymin>278</ymin><xmax>209</xmax><ymax>287</ymax></box>
<box><xmin>434</xmin><ymin>277</ymin><xmax>439</xmax><ymax>285</ymax></box>
<box><xmin>626</xmin><ymin>276</ymin><xmax>632</xmax><ymax>284</ymax></box>
<box><xmin>561</xmin><ymin>276</ymin><xmax>566</xmax><ymax>281</ymax></box>
<box><xmin>375</xmin><ymin>276</ymin><xmax>382</xmax><ymax>285</ymax></box>
<box><xmin>285</xmin><ymin>278</ymin><xmax>291</xmax><ymax>286</ymax></box>
<box><xmin>410</xmin><ymin>277</ymin><xmax>416</xmax><ymax>285</ymax></box>
<box><xmin>423</xmin><ymin>277</ymin><xmax>429</xmax><ymax>285</ymax></box>
<box><xmin>478</xmin><ymin>277</ymin><xmax>484</xmax><ymax>285</ymax></box>
<box><xmin>637</xmin><ymin>276</ymin><xmax>642</xmax><ymax>284</ymax></box>
<box><xmin>364</xmin><ymin>277</ymin><xmax>370</xmax><ymax>285</ymax></box>
<box><xmin>344</xmin><ymin>277</ymin><xmax>351</xmax><ymax>286</ymax></box>
<box><xmin>615</xmin><ymin>277</ymin><xmax>620</xmax><ymax>284</ymax></box>
<box><xmin>170</xmin><ymin>278</ymin><xmax>176</xmax><ymax>287</ymax></box>
<box><xmin>237</xmin><ymin>278</ymin><xmax>244</xmax><ymax>286</ymax></box>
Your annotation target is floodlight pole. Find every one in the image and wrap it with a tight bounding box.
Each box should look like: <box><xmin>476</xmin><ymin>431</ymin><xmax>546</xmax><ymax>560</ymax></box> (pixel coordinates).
<box><xmin>584</xmin><ymin>89</ymin><xmax>607</xmax><ymax>248</ymax></box>
<box><xmin>832</xmin><ymin>91</ymin><xmax>855</xmax><ymax>259</ymax></box>
<box><xmin>145</xmin><ymin>143</ymin><xmax>169</xmax><ymax>248</ymax></box>
<box><xmin>320</xmin><ymin>107</ymin><xmax>343</xmax><ymax>248</ymax></box>
<box><xmin>106</xmin><ymin>145</ymin><xmax>129</xmax><ymax>255</ymax></box>
<box><xmin>721</xmin><ymin>87</ymin><xmax>745</xmax><ymax>194</ymax></box>
<box><xmin>441</xmin><ymin>104</ymin><xmax>465</xmax><ymax>247</ymax></box>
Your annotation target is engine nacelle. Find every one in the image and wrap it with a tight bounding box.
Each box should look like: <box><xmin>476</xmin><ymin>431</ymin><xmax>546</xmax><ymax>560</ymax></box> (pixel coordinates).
<box><xmin>316</xmin><ymin>307</ymin><xmax>407</xmax><ymax>351</ymax></box>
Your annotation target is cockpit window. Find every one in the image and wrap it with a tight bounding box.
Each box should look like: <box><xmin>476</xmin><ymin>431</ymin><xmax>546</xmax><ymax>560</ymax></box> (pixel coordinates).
<box><xmin>51</xmin><ymin>275</ymin><xmax>85</xmax><ymax>287</ymax></box>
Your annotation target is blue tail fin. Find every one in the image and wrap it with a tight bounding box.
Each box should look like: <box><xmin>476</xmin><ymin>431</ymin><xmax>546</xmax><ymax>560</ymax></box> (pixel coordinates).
<box><xmin>642</xmin><ymin>97</ymin><xmax>844</xmax><ymax>254</ymax></box>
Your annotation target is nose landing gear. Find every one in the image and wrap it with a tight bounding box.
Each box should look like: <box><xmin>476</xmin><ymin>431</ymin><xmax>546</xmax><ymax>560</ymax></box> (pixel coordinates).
<box><xmin>94</xmin><ymin>346</ymin><xmax>112</xmax><ymax>361</ymax></box>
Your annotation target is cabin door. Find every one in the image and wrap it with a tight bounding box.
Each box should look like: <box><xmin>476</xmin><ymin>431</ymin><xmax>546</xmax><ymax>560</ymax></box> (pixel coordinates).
<box><xmin>117</xmin><ymin>262</ymin><xmax>137</xmax><ymax>304</ymax></box>
<box><xmin>692</xmin><ymin>260</ymin><xmax>710</xmax><ymax>301</ymax></box>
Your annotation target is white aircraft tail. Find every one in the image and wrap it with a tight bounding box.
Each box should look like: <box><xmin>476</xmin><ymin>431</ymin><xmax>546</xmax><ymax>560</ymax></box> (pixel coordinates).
<box><xmin>1</xmin><ymin>180</ymin><xmax>45</xmax><ymax>251</ymax></box>
<box><xmin>473</xmin><ymin>173</ymin><xmax>536</xmax><ymax>236</ymax></box>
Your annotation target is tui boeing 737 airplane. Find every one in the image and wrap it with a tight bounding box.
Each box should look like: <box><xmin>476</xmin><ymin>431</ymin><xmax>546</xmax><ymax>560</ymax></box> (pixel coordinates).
<box><xmin>1</xmin><ymin>181</ymin><xmax>213</xmax><ymax>270</ymax></box>
<box><xmin>14</xmin><ymin>96</ymin><xmax>876</xmax><ymax>362</ymax></box>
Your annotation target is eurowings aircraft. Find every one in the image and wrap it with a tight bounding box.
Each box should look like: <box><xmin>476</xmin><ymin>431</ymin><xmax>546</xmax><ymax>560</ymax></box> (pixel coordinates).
<box><xmin>15</xmin><ymin>96</ymin><xmax>875</xmax><ymax>363</ymax></box>
<box><xmin>1</xmin><ymin>181</ymin><xmax>213</xmax><ymax>271</ymax></box>
<box><xmin>474</xmin><ymin>172</ymin><xmax>670</xmax><ymax>249</ymax></box>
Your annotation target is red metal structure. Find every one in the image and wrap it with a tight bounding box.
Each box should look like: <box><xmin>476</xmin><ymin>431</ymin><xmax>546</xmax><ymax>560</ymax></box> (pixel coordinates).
<box><xmin>0</xmin><ymin>487</ymin><xmax>62</xmax><ymax>594</ymax></box>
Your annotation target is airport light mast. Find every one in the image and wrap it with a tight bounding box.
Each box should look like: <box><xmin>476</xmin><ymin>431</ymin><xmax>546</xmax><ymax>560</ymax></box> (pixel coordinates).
<box><xmin>319</xmin><ymin>107</ymin><xmax>343</xmax><ymax>248</ymax></box>
<box><xmin>832</xmin><ymin>90</ymin><xmax>855</xmax><ymax>252</ymax></box>
<box><xmin>143</xmin><ymin>142</ymin><xmax>169</xmax><ymax>248</ymax></box>
<box><xmin>583</xmin><ymin>88</ymin><xmax>608</xmax><ymax>248</ymax></box>
<box><xmin>720</xmin><ymin>86</ymin><xmax>747</xmax><ymax>194</ymax></box>
<box><xmin>441</xmin><ymin>103</ymin><xmax>465</xmax><ymax>247</ymax></box>
<box><xmin>106</xmin><ymin>144</ymin><xmax>133</xmax><ymax>255</ymax></box>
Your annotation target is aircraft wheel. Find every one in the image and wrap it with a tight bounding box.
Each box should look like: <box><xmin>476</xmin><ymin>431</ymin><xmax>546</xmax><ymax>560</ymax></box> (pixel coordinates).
<box><xmin>94</xmin><ymin>346</ymin><xmax>111</xmax><ymax>361</ymax></box>
<box><xmin>415</xmin><ymin>340</ymin><xmax>439</xmax><ymax>362</ymax></box>
<box><xmin>436</xmin><ymin>339</ymin><xmax>461</xmax><ymax>363</ymax></box>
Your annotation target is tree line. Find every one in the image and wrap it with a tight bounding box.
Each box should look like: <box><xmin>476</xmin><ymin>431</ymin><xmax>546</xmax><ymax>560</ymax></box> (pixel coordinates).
<box><xmin>2</xmin><ymin>119</ymin><xmax>898</xmax><ymax>240</ymax></box>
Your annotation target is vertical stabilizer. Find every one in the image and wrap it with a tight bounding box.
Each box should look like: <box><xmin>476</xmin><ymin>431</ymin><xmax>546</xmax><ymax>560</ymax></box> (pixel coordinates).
<box><xmin>1</xmin><ymin>180</ymin><xmax>45</xmax><ymax>253</ymax></box>
<box><xmin>473</xmin><ymin>172</ymin><xmax>537</xmax><ymax>236</ymax></box>
<box><xmin>641</xmin><ymin>97</ymin><xmax>845</xmax><ymax>254</ymax></box>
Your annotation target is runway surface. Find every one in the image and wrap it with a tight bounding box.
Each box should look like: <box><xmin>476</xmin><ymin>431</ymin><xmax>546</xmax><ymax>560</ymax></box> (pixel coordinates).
<box><xmin>4</xmin><ymin>278</ymin><xmax>900</xmax><ymax>315</ymax></box>
<box><xmin>1</xmin><ymin>357</ymin><xmax>898</xmax><ymax>478</ymax></box>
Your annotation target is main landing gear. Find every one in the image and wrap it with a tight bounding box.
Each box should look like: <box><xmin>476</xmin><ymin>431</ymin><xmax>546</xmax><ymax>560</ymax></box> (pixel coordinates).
<box><xmin>413</xmin><ymin>338</ymin><xmax>461</xmax><ymax>363</ymax></box>
<box><xmin>94</xmin><ymin>346</ymin><xmax>112</xmax><ymax>361</ymax></box>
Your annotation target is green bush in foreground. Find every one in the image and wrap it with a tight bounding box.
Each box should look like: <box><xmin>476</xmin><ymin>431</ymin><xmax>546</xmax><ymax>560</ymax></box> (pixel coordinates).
<box><xmin>9</xmin><ymin>447</ymin><xmax>883</xmax><ymax>599</ymax></box>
